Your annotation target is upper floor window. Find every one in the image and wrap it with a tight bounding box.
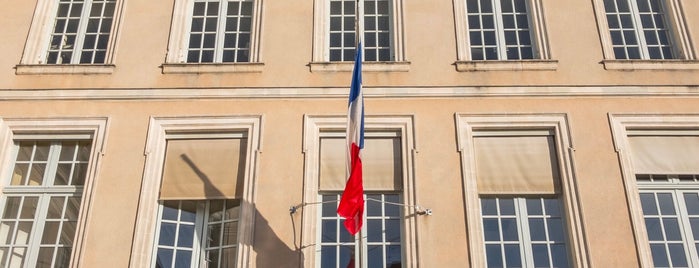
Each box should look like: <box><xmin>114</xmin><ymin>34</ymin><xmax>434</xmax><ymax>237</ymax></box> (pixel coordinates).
<box><xmin>47</xmin><ymin>0</ymin><xmax>115</xmax><ymax>64</ymax></box>
<box><xmin>466</xmin><ymin>0</ymin><xmax>535</xmax><ymax>60</ymax></box>
<box><xmin>453</xmin><ymin>0</ymin><xmax>556</xmax><ymax>71</ymax></box>
<box><xmin>162</xmin><ymin>0</ymin><xmax>263</xmax><ymax>73</ymax></box>
<box><xmin>185</xmin><ymin>0</ymin><xmax>254</xmax><ymax>63</ymax></box>
<box><xmin>592</xmin><ymin>0</ymin><xmax>698</xmax><ymax>69</ymax></box>
<box><xmin>329</xmin><ymin>0</ymin><xmax>392</xmax><ymax>62</ymax></box>
<box><xmin>311</xmin><ymin>0</ymin><xmax>408</xmax><ymax>71</ymax></box>
<box><xmin>17</xmin><ymin>0</ymin><xmax>124</xmax><ymax>74</ymax></box>
<box><xmin>603</xmin><ymin>0</ymin><xmax>675</xmax><ymax>59</ymax></box>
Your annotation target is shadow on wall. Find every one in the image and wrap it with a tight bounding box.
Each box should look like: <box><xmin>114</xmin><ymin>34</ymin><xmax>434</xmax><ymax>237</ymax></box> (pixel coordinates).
<box><xmin>179</xmin><ymin>153</ymin><xmax>303</xmax><ymax>267</ymax></box>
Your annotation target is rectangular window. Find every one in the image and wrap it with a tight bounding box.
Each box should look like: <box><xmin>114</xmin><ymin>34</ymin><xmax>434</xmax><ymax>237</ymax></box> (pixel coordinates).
<box><xmin>473</xmin><ymin>131</ymin><xmax>570</xmax><ymax>268</ymax></box>
<box><xmin>637</xmin><ymin>175</ymin><xmax>699</xmax><ymax>268</ymax></box>
<box><xmin>186</xmin><ymin>0</ymin><xmax>254</xmax><ymax>63</ymax></box>
<box><xmin>466</xmin><ymin>0</ymin><xmax>535</xmax><ymax>60</ymax></box>
<box><xmin>319</xmin><ymin>194</ymin><xmax>402</xmax><ymax>267</ymax></box>
<box><xmin>603</xmin><ymin>0</ymin><xmax>674</xmax><ymax>59</ymax></box>
<box><xmin>626</xmin><ymin>133</ymin><xmax>699</xmax><ymax>266</ymax></box>
<box><xmin>481</xmin><ymin>197</ymin><xmax>568</xmax><ymax>267</ymax></box>
<box><xmin>47</xmin><ymin>0</ymin><xmax>116</xmax><ymax>64</ymax></box>
<box><xmin>301</xmin><ymin>116</ymin><xmax>417</xmax><ymax>267</ymax></box>
<box><xmin>0</xmin><ymin>140</ymin><xmax>92</xmax><ymax>267</ymax></box>
<box><xmin>329</xmin><ymin>0</ymin><xmax>393</xmax><ymax>62</ymax></box>
<box><xmin>153</xmin><ymin>199</ymin><xmax>240</xmax><ymax>268</ymax></box>
<box><xmin>457</xmin><ymin>115</ymin><xmax>589</xmax><ymax>267</ymax></box>
<box><xmin>150</xmin><ymin>136</ymin><xmax>247</xmax><ymax>268</ymax></box>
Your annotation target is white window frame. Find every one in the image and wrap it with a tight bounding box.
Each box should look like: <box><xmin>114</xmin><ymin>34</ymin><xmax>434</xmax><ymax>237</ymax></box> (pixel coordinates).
<box><xmin>310</xmin><ymin>0</ymin><xmax>409</xmax><ymax>72</ymax></box>
<box><xmin>455</xmin><ymin>114</ymin><xmax>590</xmax><ymax>268</ymax></box>
<box><xmin>592</xmin><ymin>0</ymin><xmax>699</xmax><ymax>70</ymax></box>
<box><xmin>453</xmin><ymin>0</ymin><xmax>557</xmax><ymax>71</ymax></box>
<box><xmin>162</xmin><ymin>0</ymin><xmax>264</xmax><ymax>74</ymax></box>
<box><xmin>129</xmin><ymin>115</ymin><xmax>262</xmax><ymax>268</ymax></box>
<box><xmin>0</xmin><ymin>117</ymin><xmax>108</xmax><ymax>267</ymax></box>
<box><xmin>609</xmin><ymin>114</ymin><xmax>699</xmax><ymax>268</ymax></box>
<box><xmin>16</xmin><ymin>0</ymin><xmax>125</xmax><ymax>75</ymax></box>
<box><xmin>300</xmin><ymin>115</ymin><xmax>418</xmax><ymax>267</ymax></box>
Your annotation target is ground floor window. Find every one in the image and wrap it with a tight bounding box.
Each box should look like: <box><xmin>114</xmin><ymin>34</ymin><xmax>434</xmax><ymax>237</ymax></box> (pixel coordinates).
<box><xmin>153</xmin><ymin>199</ymin><xmax>240</xmax><ymax>268</ymax></box>
<box><xmin>480</xmin><ymin>197</ymin><xmax>569</xmax><ymax>268</ymax></box>
<box><xmin>318</xmin><ymin>193</ymin><xmax>402</xmax><ymax>268</ymax></box>
<box><xmin>637</xmin><ymin>174</ymin><xmax>699</xmax><ymax>268</ymax></box>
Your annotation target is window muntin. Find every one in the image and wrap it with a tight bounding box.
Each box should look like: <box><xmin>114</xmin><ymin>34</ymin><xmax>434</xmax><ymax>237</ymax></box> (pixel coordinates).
<box><xmin>0</xmin><ymin>140</ymin><xmax>91</xmax><ymax>267</ymax></box>
<box><xmin>328</xmin><ymin>0</ymin><xmax>394</xmax><ymax>62</ymax></box>
<box><xmin>466</xmin><ymin>0</ymin><xmax>535</xmax><ymax>60</ymax></box>
<box><xmin>481</xmin><ymin>197</ymin><xmax>569</xmax><ymax>268</ymax></box>
<box><xmin>603</xmin><ymin>0</ymin><xmax>675</xmax><ymax>59</ymax></box>
<box><xmin>153</xmin><ymin>199</ymin><xmax>240</xmax><ymax>268</ymax></box>
<box><xmin>186</xmin><ymin>0</ymin><xmax>253</xmax><ymax>63</ymax></box>
<box><xmin>318</xmin><ymin>193</ymin><xmax>402</xmax><ymax>268</ymax></box>
<box><xmin>637</xmin><ymin>174</ymin><xmax>699</xmax><ymax>267</ymax></box>
<box><xmin>46</xmin><ymin>0</ymin><xmax>116</xmax><ymax>64</ymax></box>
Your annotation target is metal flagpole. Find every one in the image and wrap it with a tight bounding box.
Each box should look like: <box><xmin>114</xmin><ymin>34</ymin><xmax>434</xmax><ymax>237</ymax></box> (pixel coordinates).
<box><xmin>354</xmin><ymin>2</ymin><xmax>363</xmax><ymax>268</ymax></box>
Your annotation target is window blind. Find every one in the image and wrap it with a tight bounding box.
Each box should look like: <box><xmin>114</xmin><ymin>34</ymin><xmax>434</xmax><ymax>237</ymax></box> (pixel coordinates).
<box><xmin>628</xmin><ymin>135</ymin><xmax>699</xmax><ymax>174</ymax></box>
<box><xmin>474</xmin><ymin>134</ymin><xmax>561</xmax><ymax>194</ymax></box>
<box><xmin>160</xmin><ymin>138</ymin><xmax>247</xmax><ymax>200</ymax></box>
<box><xmin>319</xmin><ymin>136</ymin><xmax>403</xmax><ymax>191</ymax></box>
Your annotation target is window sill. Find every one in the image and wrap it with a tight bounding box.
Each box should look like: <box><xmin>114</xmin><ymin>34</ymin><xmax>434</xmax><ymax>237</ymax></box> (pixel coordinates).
<box><xmin>15</xmin><ymin>64</ymin><xmax>115</xmax><ymax>75</ymax></box>
<box><xmin>455</xmin><ymin>60</ymin><xmax>558</xmax><ymax>72</ymax></box>
<box><xmin>309</xmin><ymin>61</ymin><xmax>410</xmax><ymax>72</ymax></box>
<box><xmin>602</xmin><ymin>60</ymin><xmax>699</xmax><ymax>70</ymax></box>
<box><xmin>161</xmin><ymin>63</ymin><xmax>264</xmax><ymax>74</ymax></box>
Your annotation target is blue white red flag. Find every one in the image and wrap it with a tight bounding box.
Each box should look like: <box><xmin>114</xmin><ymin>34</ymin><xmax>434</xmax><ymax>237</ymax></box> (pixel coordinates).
<box><xmin>337</xmin><ymin>43</ymin><xmax>364</xmax><ymax>235</ymax></box>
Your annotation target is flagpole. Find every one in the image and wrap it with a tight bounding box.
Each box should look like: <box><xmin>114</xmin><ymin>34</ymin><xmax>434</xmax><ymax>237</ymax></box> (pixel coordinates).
<box><xmin>354</xmin><ymin>1</ymin><xmax>363</xmax><ymax>268</ymax></box>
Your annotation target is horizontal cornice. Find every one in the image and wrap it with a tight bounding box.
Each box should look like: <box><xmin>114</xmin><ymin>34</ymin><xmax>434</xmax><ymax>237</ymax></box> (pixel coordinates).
<box><xmin>0</xmin><ymin>85</ymin><xmax>697</xmax><ymax>100</ymax></box>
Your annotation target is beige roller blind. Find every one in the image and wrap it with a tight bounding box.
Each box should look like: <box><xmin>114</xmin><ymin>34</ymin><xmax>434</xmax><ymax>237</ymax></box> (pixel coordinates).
<box><xmin>474</xmin><ymin>133</ymin><xmax>561</xmax><ymax>194</ymax></box>
<box><xmin>160</xmin><ymin>138</ymin><xmax>247</xmax><ymax>200</ymax></box>
<box><xmin>319</xmin><ymin>136</ymin><xmax>403</xmax><ymax>191</ymax></box>
<box><xmin>628</xmin><ymin>135</ymin><xmax>699</xmax><ymax>174</ymax></box>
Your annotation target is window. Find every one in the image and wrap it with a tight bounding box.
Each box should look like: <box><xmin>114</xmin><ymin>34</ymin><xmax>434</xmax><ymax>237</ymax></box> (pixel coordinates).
<box><xmin>592</xmin><ymin>0</ymin><xmax>698</xmax><ymax>69</ymax></box>
<box><xmin>456</xmin><ymin>114</ymin><xmax>589</xmax><ymax>267</ymax></box>
<box><xmin>0</xmin><ymin>141</ymin><xmax>90</xmax><ymax>267</ymax></box>
<box><xmin>185</xmin><ymin>0</ymin><xmax>253</xmax><ymax>63</ymax></box>
<box><xmin>604</xmin><ymin>0</ymin><xmax>675</xmax><ymax>59</ymax></box>
<box><xmin>17</xmin><ymin>0</ymin><xmax>123</xmax><ymax>74</ymax></box>
<box><xmin>481</xmin><ymin>197</ymin><xmax>568</xmax><ymax>267</ymax></box>
<box><xmin>162</xmin><ymin>0</ymin><xmax>263</xmax><ymax>73</ymax></box>
<box><xmin>319</xmin><ymin>194</ymin><xmax>402</xmax><ymax>267</ymax></box>
<box><xmin>300</xmin><ymin>115</ymin><xmax>418</xmax><ymax>267</ymax></box>
<box><xmin>610</xmin><ymin>117</ymin><xmax>699</xmax><ymax>268</ymax></box>
<box><xmin>453</xmin><ymin>0</ymin><xmax>555</xmax><ymax>71</ymax></box>
<box><xmin>466</xmin><ymin>0</ymin><xmax>535</xmax><ymax>60</ymax></box>
<box><xmin>0</xmin><ymin>118</ymin><xmax>107</xmax><ymax>267</ymax></box>
<box><xmin>311</xmin><ymin>0</ymin><xmax>408</xmax><ymax>72</ymax></box>
<box><xmin>129</xmin><ymin>116</ymin><xmax>261</xmax><ymax>267</ymax></box>
<box><xmin>153</xmin><ymin>199</ymin><xmax>240</xmax><ymax>268</ymax></box>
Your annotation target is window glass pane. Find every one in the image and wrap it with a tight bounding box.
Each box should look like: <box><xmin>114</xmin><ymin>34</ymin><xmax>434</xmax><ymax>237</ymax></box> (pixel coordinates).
<box><xmin>367</xmin><ymin>245</ymin><xmax>383</xmax><ymax>267</ymax></box>
<box><xmin>485</xmin><ymin>244</ymin><xmax>503</xmax><ymax>267</ymax></box>
<box><xmin>222</xmin><ymin>221</ymin><xmax>238</xmax><ymax>245</ymax></box>
<box><xmin>220</xmin><ymin>247</ymin><xmax>237</xmax><ymax>267</ymax></box>
<box><xmin>650</xmin><ymin>244</ymin><xmax>669</xmax><ymax>267</ymax></box>
<box><xmin>503</xmin><ymin>244</ymin><xmax>521</xmax><ymax>268</ymax></box>
<box><xmin>500</xmin><ymin>218</ymin><xmax>518</xmax><ymax>241</ymax></box>
<box><xmin>483</xmin><ymin>218</ymin><xmax>500</xmax><ymax>241</ymax></box>
<box><xmin>174</xmin><ymin>249</ymin><xmax>192</xmax><ymax>268</ymax></box>
<box><xmin>177</xmin><ymin>224</ymin><xmax>195</xmax><ymax>248</ymax></box>
<box><xmin>657</xmin><ymin>193</ymin><xmax>676</xmax><ymax>215</ymax></box>
<box><xmin>320</xmin><ymin>246</ymin><xmax>336</xmax><ymax>267</ymax></box>
<box><xmin>367</xmin><ymin>219</ymin><xmax>382</xmax><ymax>242</ymax></box>
<box><xmin>158</xmin><ymin>223</ymin><xmax>176</xmax><ymax>247</ymax></box>
<box><xmin>20</xmin><ymin>197</ymin><xmax>38</xmax><ymax>219</ymax></box>
<box><xmin>532</xmin><ymin>244</ymin><xmax>550</xmax><ymax>267</ymax></box>
<box><xmin>499</xmin><ymin>199</ymin><xmax>515</xmax><ymax>215</ymax></box>
<box><xmin>156</xmin><ymin>248</ymin><xmax>173</xmax><ymax>268</ymax></box>
<box><xmin>667</xmin><ymin>243</ymin><xmax>688</xmax><ymax>267</ymax></box>
<box><xmin>640</xmin><ymin>193</ymin><xmax>658</xmax><ymax>215</ymax></box>
<box><xmin>36</xmin><ymin>247</ymin><xmax>54</xmax><ymax>267</ymax></box>
<box><xmin>2</xmin><ymin>197</ymin><xmax>21</xmax><ymax>219</ymax></box>
<box><xmin>528</xmin><ymin>218</ymin><xmax>546</xmax><ymax>241</ymax></box>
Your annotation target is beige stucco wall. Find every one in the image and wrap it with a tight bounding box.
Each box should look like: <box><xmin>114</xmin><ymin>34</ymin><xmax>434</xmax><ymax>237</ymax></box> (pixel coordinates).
<box><xmin>1</xmin><ymin>96</ymin><xmax>698</xmax><ymax>266</ymax></box>
<box><xmin>0</xmin><ymin>0</ymin><xmax>698</xmax><ymax>90</ymax></box>
<box><xmin>0</xmin><ymin>0</ymin><xmax>698</xmax><ymax>267</ymax></box>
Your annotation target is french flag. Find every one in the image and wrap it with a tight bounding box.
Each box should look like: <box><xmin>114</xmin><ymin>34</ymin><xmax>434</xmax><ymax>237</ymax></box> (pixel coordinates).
<box><xmin>337</xmin><ymin>42</ymin><xmax>364</xmax><ymax>235</ymax></box>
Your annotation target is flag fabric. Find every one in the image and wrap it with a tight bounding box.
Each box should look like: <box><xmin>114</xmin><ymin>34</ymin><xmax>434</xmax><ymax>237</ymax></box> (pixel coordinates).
<box><xmin>337</xmin><ymin>43</ymin><xmax>364</xmax><ymax>236</ymax></box>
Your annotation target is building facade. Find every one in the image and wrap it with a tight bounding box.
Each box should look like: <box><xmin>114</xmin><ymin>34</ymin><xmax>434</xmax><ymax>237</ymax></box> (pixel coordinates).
<box><xmin>0</xmin><ymin>0</ymin><xmax>698</xmax><ymax>267</ymax></box>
